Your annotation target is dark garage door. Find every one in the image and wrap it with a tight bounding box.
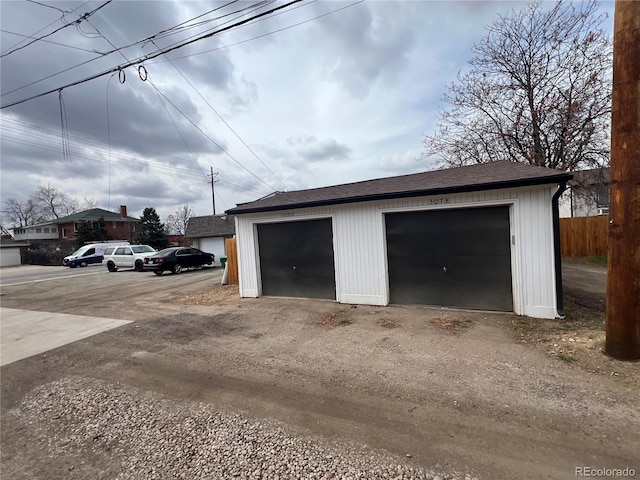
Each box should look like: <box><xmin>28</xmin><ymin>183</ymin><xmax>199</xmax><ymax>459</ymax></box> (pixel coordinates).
<box><xmin>386</xmin><ymin>206</ymin><xmax>513</xmax><ymax>311</ymax></box>
<box><xmin>257</xmin><ymin>218</ymin><xmax>336</xmax><ymax>299</ymax></box>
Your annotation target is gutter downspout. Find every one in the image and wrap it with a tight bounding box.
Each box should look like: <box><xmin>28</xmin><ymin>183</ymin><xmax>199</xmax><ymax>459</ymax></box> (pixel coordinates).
<box><xmin>552</xmin><ymin>180</ymin><xmax>568</xmax><ymax>318</ymax></box>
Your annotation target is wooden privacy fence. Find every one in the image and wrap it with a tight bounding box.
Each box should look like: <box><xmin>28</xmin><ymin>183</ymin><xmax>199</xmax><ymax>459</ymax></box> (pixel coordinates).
<box><xmin>224</xmin><ymin>238</ymin><xmax>239</xmax><ymax>284</ymax></box>
<box><xmin>560</xmin><ymin>215</ymin><xmax>609</xmax><ymax>257</ymax></box>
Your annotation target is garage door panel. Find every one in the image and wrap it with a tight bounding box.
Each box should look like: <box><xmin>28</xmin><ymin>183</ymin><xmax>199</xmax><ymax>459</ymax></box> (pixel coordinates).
<box><xmin>386</xmin><ymin>207</ymin><xmax>513</xmax><ymax>311</ymax></box>
<box><xmin>257</xmin><ymin>219</ymin><xmax>335</xmax><ymax>300</ymax></box>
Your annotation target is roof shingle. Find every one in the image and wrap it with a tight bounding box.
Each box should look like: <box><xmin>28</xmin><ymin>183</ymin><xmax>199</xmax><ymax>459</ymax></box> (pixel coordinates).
<box><xmin>52</xmin><ymin>208</ymin><xmax>138</xmax><ymax>223</ymax></box>
<box><xmin>227</xmin><ymin>161</ymin><xmax>571</xmax><ymax>214</ymax></box>
<box><xmin>186</xmin><ymin>215</ymin><xmax>235</xmax><ymax>238</ymax></box>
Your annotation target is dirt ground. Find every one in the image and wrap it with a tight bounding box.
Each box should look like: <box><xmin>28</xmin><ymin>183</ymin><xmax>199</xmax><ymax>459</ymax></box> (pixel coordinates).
<box><xmin>1</xmin><ymin>264</ymin><xmax>638</xmax><ymax>480</ymax></box>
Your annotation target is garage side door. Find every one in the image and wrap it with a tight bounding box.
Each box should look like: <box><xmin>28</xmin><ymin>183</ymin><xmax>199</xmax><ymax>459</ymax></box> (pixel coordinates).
<box><xmin>385</xmin><ymin>206</ymin><xmax>513</xmax><ymax>311</ymax></box>
<box><xmin>257</xmin><ymin>218</ymin><xmax>336</xmax><ymax>299</ymax></box>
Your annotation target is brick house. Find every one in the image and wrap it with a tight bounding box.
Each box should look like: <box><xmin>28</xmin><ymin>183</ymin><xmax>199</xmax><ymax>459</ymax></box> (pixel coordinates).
<box><xmin>13</xmin><ymin>206</ymin><xmax>139</xmax><ymax>242</ymax></box>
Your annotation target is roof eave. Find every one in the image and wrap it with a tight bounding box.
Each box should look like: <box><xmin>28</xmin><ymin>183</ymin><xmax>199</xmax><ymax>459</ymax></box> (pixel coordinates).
<box><xmin>51</xmin><ymin>217</ymin><xmax>138</xmax><ymax>224</ymax></box>
<box><xmin>228</xmin><ymin>176</ymin><xmax>570</xmax><ymax>215</ymax></box>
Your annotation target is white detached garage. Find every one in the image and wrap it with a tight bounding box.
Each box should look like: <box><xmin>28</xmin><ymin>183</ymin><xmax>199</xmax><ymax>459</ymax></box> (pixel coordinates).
<box><xmin>226</xmin><ymin>161</ymin><xmax>571</xmax><ymax>319</ymax></box>
<box><xmin>185</xmin><ymin>215</ymin><xmax>235</xmax><ymax>267</ymax></box>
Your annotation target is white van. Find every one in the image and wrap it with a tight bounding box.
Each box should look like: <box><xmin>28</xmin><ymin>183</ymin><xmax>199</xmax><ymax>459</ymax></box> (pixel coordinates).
<box><xmin>63</xmin><ymin>241</ymin><xmax>130</xmax><ymax>268</ymax></box>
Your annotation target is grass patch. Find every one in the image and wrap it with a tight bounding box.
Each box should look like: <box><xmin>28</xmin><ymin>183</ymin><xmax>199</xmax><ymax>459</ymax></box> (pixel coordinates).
<box><xmin>429</xmin><ymin>318</ymin><xmax>469</xmax><ymax>333</ymax></box>
<box><xmin>587</xmin><ymin>256</ymin><xmax>607</xmax><ymax>266</ymax></box>
<box><xmin>512</xmin><ymin>317</ymin><xmax>534</xmax><ymax>332</ymax></box>
<box><xmin>557</xmin><ymin>353</ymin><xmax>577</xmax><ymax>363</ymax></box>
<box><xmin>377</xmin><ymin>318</ymin><xmax>399</xmax><ymax>329</ymax></box>
<box><xmin>318</xmin><ymin>311</ymin><xmax>351</xmax><ymax>329</ymax></box>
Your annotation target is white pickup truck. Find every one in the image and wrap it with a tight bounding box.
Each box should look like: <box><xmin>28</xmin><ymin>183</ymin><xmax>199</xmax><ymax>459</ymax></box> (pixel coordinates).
<box><xmin>103</xmin><ymin>245</ymin><xmax>157</xmax><ymax>272</ymax></box>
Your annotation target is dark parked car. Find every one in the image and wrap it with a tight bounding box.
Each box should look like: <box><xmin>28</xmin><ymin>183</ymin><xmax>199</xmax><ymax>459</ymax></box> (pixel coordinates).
<box><xmin>143</xmin><ymin>247</ymin><xmax>215</xmax><ymax>275</ymax></box>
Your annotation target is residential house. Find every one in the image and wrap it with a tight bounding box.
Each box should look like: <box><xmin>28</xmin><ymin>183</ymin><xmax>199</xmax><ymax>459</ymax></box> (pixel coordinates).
<box><xmin>560</xmin><ymin>167</ymin><xmax>610</xmax><ymax>217</ymax></box>
<box><xmin>13</xmin><ymin>205</ymin><xmax>138</xmax><ymax>242</ymax></box>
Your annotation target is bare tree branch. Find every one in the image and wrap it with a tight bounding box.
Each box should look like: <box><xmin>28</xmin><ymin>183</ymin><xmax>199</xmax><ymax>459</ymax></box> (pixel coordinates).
<box><xmin>165</xmin><ymin>204</ymin><xmax>195</xmax><ymax>235</ymax></box>
<box><xmin>423</xmin><ymin>0</ymin><xmax>612</xmax><ymax>172</ymax></box>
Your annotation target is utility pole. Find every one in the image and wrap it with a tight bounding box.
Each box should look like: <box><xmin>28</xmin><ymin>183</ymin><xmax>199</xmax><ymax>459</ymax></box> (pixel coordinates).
<box><xmin>605</xmin><ymin>0</ymin><xmax>640</xmax><ymax>360</ymax></box>
<box><xmin>208</xmin><ymin>166</ymin><xmax>218</xmax><ymax>216</ymax></box>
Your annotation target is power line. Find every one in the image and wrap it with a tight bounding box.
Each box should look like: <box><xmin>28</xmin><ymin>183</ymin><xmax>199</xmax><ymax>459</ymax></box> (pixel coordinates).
<box><xmin>148</xmin><ymin>83</ymin><xmax>279</xmax><ymax>192</ymax></box>
<box><xmin>1</xmin><ymin>0</ymin><xmax>92</xmax><ymax>55</ymax></box>
<box><xmin>1</xmin><ymin>0</ymin><xmax>303</xmax><ymax>110</ymax></box>
<box><xmin>1</xmin><ymin>2</ymin><xmax>259</xmax><ymax>98</ymax></box>
<box><xmin>10</xmin><ymin>0</ymin><xmax>359</xmax><ymax>97</ymax></box>
<box><xmin>1</xmin><ymin>135</ymin><xmax>205</xmax><ymax>180</ymax></box>
<box><xmin>152</xmin><ymin>0</ymin><xmax>364</xmax><ymax>64</ymax></box>
<box><xmin>0</xmin><ymin>29</ymin><xmax>106</xmax><ymax>54</ymax></box>
<box><xmin>1</xmin><ymin>115</ymin><xmax>274</xmax><ymax>196</ymax></box>
<box><xmin>86</xmin><ymin>19</ymin><xmax>208</xmax><ymax>180</ymax></box>
<box><xmin>25</xmin><ymin>0</ymin><xmax>67</xmax><ymax>15</ymax></box>
<box><xmin>1</xmin><ymin>0</ymin><xmax>113</xmax><ymax>58</ymax></box>
<box><xmin>0</xmin><ymin>117</ymin><xmax>208</xmax><ymax>178</ymax></box>
<box><xmin>153</xmin><ymin>40</ymin><xmax>288</xmax><ymax>191</ymax></box>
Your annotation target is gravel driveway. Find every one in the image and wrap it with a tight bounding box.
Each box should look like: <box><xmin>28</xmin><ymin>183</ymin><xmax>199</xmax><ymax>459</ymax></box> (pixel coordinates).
<box><xmin>1</xmin><ymin>265</ymin><xmax>638</xmax><ymax>480</ymax></box>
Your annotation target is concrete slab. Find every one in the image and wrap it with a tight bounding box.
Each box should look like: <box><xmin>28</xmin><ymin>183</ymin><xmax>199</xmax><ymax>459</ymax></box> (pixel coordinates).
<box><xmin>0</xmin><ymin>308</ymin><xmax>132</xmax><ymax>366</ymax></box>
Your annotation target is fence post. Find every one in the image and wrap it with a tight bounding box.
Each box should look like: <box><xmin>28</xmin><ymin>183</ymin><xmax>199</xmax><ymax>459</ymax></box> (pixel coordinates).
<box><xmin>224</xmin><ymin>238</ymin><xmax>239</xmax><ymax>285</ymax></box>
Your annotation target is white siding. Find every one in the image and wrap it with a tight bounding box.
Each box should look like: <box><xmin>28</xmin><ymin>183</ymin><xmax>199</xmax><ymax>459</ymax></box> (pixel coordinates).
<box><xmin>235</xmin><ymin>184</ymin><xmax>560</xmax><ymax>319</ymax></box>
<box><xmin>199</xmin><ymin>237</ymin><xmax>226</xmax><ymax>267</ymax></box>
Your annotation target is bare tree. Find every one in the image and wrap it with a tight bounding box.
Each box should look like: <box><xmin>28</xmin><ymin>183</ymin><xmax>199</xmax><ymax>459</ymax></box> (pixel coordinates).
<box><xmin>32</xmin><ymin>183</ymin><xmax>79</xmax><ymax>220</ymax></box>
<box><xmin>165</xmin><ymin>204</ymin><xmax>195</xmax><ymax>235</ymax></box>
<box><xmin>80</xmin><ymin>197</ymin><xmax>98</xmax><ymax>210</ymax></box>
<box><xmin>2</xmin><ymin>198</ymin><xmax>43</xmax><ymax>227</ymax></box>
<box><xmin>423</xmin><ymin>0</ymin><xmax>612</xmax><ymax>172</ymax></box>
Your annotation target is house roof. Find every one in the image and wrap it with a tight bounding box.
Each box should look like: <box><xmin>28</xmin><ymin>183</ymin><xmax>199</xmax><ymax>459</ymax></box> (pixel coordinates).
<box><xmin>185</xmin><ymin>215</ymin><xmax>235</xmax><ymax>238</ymax></box>
<box><xmin>18</xmin><ymin>220</ymin><xmax>56</xmax><ymax>229</ymax></box>
<box><xmin>52</xmin><ymin>208</ymin><xmax>138</xmax><ymax>224</ymax></box>
<box><xmin>227</xmin><ymin>160</ymin><xmax>572</xmax><ymax>215</ymax></box>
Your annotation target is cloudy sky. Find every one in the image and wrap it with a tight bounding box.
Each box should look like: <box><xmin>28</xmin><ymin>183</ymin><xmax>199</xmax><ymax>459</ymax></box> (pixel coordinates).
<box><xmin>0</xmin><ymin>0</ymin><xmax>614</xmax><ymax>222</ymax></box>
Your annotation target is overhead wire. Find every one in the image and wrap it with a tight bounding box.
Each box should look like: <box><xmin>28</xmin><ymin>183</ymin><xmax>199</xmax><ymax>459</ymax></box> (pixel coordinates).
<box><xmin>1</xmin><ymin>0</ymin><xmax>92</xmax><ymax>55</ymax></box>
<box><xmin>1</xmin><ymin>115</ymin><xmax>272</xmax><ymax>197</ymax></box>
<box><xmin>57</xmin><ymin>90</ymin><xmax>72</xmax><ymax>162</ymax></box>
<box><xmin>2</xmin><ymin>1</ymin><xmax>308</xmax><ymax>196</ymax></box>
<box><xmin>148</xmin><ymin>84</ymin><xmax>279</xmax><ymax>192</ymax></box>
<box><xmin>1</xmin><ymin>0</ymin><xmax>304</xmax><ymax>109</ymax></box>
<box><xmin>86</xmin><ymin>17</ymin><xmax>255</xmax><ymax>188</ymax></box>
<box><xmin>2</xmin><ymin>1</ymin><xmax>297</xmax><ymax>192</ymax></box>
<box><xmin>1</xmin><ymin>0</ymin><xmax>365</xmax><ymax>203</ymax></box>
<box><xmin>0</xmin><ymin>117</ymin><xmax>208</xmax><ymax>178</ymax></box>
<box><xmin>0</xmin><ymin>0</ymin><xmax>274</xmax><ymax>99</ymax></box>
<box><xmin>88</xmin><ymin>18</ymin><xmax>208</xmax><ymax>180</ymax></box>
<box><xmin>0</xmin><ymin>29</ymin><xmax>107</xmax><ymax>54</ymax></box>
<box><xmin>1</xmin><ymin>129</ymin><xmax>208</xmax><ymax>181</ymax></box>
<box><xmin>144</xmin><ymin>0</ymin><xmax>275</xmax><ymax>48</ymax></box>
<box><xmin>1</xmin><ymin>0</ymin><xmax>113</xmax><ymax>58</ymax></box>
<box><xmin>106</xmin><ymin>73</ymin><xmax>115</xmax><ymax>209</ymax></box>
<box><xmin>144</xmin><ymin>0</ymin><xmax>258</xmax><ymax>43</ymax></box>
<box><xmin>154</xmin><ymin>0</ymin><xmax>365</xmax><ymax>64</ymax></box>
<box><xmin>151</xmin><ymin>39</ymin><xmax>288</xmax><ymax>191</ymax></box>
<box><xmin>25</xmin><ymin>0</ymin><xmax>67</xmax><ymax>15</ymax></box>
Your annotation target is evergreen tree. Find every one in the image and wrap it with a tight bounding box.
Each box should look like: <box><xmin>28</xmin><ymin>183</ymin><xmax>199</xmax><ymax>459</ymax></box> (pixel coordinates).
<box><xmin>138</xmin><ymin>207</ymin><xmax>168</xmax><ymax>249</ymax></box>
<box><xmin>75</xmin><ymin>216</ymin><xmax>111</xmax><ymax>247</ymax></box>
